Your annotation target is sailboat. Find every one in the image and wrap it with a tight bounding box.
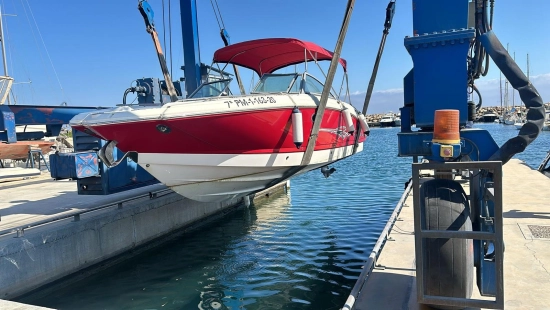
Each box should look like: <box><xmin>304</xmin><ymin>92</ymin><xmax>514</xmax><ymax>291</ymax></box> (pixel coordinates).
<box><xmin>502</xmin><ymin>75</ymin><xmax>517</xmax><ymax>125</ymax></box>
<box><xmin>70</xmin><ymin>38</ymin><xmax>368</xmax><ymax>202</ymax></box>
<box><xmin>513</xmin><ymin>53</ymin><xmax>532</xmax><ymax>130</ymax></box>
<box><xmin>0</xmin><ymin>5</ymin><xmax>56</xmax><ymax>163</ymax></box>
<box><xmin>542</xmin><ymin>109</ymin><xmax>550</xmax><ymax>131</ymax></box>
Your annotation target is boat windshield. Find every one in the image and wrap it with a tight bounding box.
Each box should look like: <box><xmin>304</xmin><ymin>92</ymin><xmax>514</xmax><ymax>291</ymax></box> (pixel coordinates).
<box><xmin>251</xmin><ymin>73</ymin><xmax>333</xmax><ymax>97</ymax></box>
<box><xmin>188</xmin><ymin>79</ymin><xmax>232</xmax><ymax>99</ymax></box>
<box><xmin>252</xmin><ymin>74</ymin><xmax>299</xmax><ymax>93</ymax></box>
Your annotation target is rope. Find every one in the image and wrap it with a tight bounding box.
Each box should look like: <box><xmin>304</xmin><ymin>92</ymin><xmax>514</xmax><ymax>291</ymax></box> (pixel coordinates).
<box><xmin>360</xmin><ymin>0</ymin><xmax>395</xmax><ymax>116</ymax></box>
<box><xmin>19</xmin><ymin>0</ymin><xmax>50</xmax><ymax>90</ymax></box>
<box><xmin>5</xmin><ymin>1</ymin><xmax>35</xmax><ymax>104</ymax></box>
<box><xmin>23</xmin><ymin>0</ymin><xmax>65</xmax><ymax>101</ymax></box>
<box><xmin>210</xmin><ymin>0</ymin><xmax>222</xmax><ymax>30</ymax></box>
<box><xmin>168</xmin><ymin>0</ymin><xmax>173</xmax><ymax>76</ymax></box>
<box><xmin>162</xmin><ymin>0</ymin><xmax>167</xmax><ymax>60</ymax></box>
<box><xmin>213</xmin><ymin>0</ymin><xmax>225</xmax><ymax>29</ymax></box>
<box><xmin>352</xmin><ymin>0</ymin><xmax>395</xmax><ymax>154</ymax></box>
<box><xmin>300</xmin><ymin>0</ymin><xmax>355</xmax><ymax>166</ymax></box>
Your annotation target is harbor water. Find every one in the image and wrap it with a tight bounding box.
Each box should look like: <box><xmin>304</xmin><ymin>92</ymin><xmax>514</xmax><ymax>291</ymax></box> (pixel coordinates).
<box><xmin>23</xmin><ymin>124</ymin><xmax>550</xmax><ymax>310</ymax></box>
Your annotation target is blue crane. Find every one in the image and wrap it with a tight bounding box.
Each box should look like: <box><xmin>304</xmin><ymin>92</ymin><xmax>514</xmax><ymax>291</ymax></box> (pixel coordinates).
<box><xmin>398</xmin><ymin>0</ymin><xmax>544</xmax><ymax>308</ymax></box>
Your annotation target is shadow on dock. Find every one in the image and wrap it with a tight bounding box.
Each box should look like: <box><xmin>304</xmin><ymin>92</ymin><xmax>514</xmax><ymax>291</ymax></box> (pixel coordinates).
<box><xmin>503</xmin><ymin>209</ymin><xmax>550</xmax><ymax>219</ymax></box>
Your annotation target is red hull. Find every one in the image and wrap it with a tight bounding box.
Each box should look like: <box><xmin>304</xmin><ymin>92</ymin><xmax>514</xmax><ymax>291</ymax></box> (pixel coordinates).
<box><xmin>0</xmin><ymin>141</ymin><xmax>54</xmax><ymax>160</ymax></box>
<box><xmin>72</xmin><ymin>108</ymin><xmax>366</xmax><ymax>154</ymax></box>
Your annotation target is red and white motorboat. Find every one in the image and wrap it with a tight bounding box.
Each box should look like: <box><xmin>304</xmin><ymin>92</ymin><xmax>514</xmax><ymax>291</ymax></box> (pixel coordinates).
<box><xmin>70</xmin><ymin>38</ymin><xmax>368</xmax><ymax>202</ymax></box>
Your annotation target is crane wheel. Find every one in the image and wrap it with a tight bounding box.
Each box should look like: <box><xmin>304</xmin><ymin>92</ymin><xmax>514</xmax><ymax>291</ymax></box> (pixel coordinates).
<box><xmin>420</xmin><ymin>179</ymin><xmax>473</xmax><ymax>309</ymax></box>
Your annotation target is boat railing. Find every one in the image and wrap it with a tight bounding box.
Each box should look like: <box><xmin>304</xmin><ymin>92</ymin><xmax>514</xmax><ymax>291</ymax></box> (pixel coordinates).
<box><xmin>0</xmin><ymin>76</ymin><xmax>13</xmax><ymax>105</ymax></box>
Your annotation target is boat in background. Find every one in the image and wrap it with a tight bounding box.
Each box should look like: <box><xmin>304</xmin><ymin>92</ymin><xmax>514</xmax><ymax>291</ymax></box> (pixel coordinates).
<box><xmin>514</xmin><ymin>120</ymin><xmax>525</xmax><ymax>130</ymax></box>
<box><xmin>514</xmin><ymin>111</ymin><xmax>526</xmax><ymax>130</ymax></box>
<box><xmin>71</xmin><ymin>38</ymin><xmax>368</xmax><ymax>203</ymax></box>
<box><xmin>542</xmin><ymin>110</ymin><xmax>550</xmax><ymax>131</ymax></box>
<box><xmin>0</xmin><ymin>77</ymin><xmax>54</xmax><ymax>163</ymax></box>
<box><xmin>0</xmin><ymin>140</ymin><xmax>53</xmax><ymax>161</ymax></box>
<box><xmin>394</xmin><ymin>113</ymin><xmax>401</xmax><ymax>127</ymax></box>
<box><xmin>481</xmin><ymin>111</ymin><xmax>498</xmax><ymax>122</ymax></box>
<box><xmin>503</xmin><ymin>112</ymin><xmax>517</xmax><ymax>125</ymax></box>
<box><xmin>379</xmin><ymin>113</ymin><xmax>396</xmax><ymax>127</ymax></box>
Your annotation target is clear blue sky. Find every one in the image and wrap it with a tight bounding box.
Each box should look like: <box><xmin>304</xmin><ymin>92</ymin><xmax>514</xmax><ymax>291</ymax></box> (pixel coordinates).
<box><xmin>2</xmin><ymin>0</ymin><xmax>549</xmax><ymax>113</ymax></box>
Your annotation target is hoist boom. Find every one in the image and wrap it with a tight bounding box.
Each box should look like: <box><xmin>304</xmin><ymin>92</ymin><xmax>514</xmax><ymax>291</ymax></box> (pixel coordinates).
<box><xmin>138</xmin><ymin>0</ymin><xmax>179</xmax><ymax>102</ymax></box>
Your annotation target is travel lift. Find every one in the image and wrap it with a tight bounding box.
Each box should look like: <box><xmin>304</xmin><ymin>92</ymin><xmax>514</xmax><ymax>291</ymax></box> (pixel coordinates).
<box><xmin>346</xmin><ymin>0</ymin><xmax>543</xmax><ymax>309</ymax></box>
<box><xmin>396</xmin><ymin>0</ymin><xmax>544</xmax><ymax>309</ymax></box>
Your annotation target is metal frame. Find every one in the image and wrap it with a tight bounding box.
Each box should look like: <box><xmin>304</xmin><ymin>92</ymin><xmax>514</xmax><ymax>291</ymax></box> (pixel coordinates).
<box><xmin>26</xmin><ymin>149</ymin><xmax>50</xmax><ymax>172</ymax></box>
<box><xmin>412</xmin><ymin>161</ymin><xmax>503</xmax><ymax>309</ymax></box>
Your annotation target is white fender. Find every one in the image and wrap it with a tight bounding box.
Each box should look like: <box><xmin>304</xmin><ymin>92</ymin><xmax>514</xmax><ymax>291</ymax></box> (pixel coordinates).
<box><xmin>358</xmin><ymin>113</ymin><xmax>370</xmax><ymax>134</ymax></box>
<box><xmin>343</xmin><ymin>107</ymin><xmax>355</xmax><ymax>134</ymax></box>
<box><xmin>292</xmin><ymin>107</ymin><xmax>303</xmax><ymax>148</ymax></box>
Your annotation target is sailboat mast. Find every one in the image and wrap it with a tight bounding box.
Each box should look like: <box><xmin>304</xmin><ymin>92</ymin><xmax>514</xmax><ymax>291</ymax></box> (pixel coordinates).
<box><xmin>512</xmin><ymin>52</ymin><xmax>515</xmax><ymax>108</ymax></box>
<box><xmin>499</xmin><ymin>71</ymin><xmax>503</xmax><ymax>111</ymax></box>
<box><xmin>0</xmin><ymin>6</ymin><xmax>10</xmax><ymax>104</ymax></box>
<box><xmin>527</xmin><ymin>53</ymin><xmax>530</xmax><ymax>81</ymax></box>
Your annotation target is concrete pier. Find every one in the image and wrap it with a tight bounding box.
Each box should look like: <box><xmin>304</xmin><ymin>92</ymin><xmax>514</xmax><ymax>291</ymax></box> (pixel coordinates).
<box><xmin>0</xmin><ymin>299</ymin><xmax>53</xmax><ymax>310</ymax></box>
<box><xmin>350</xmin><ymin>159</ymin><xmax>550</xmax><ymax>309</ymax></box>
<box><xmin>0</xmin><ymin>174</ymin><xmax>288</xmax><ymax>300</ymax></box>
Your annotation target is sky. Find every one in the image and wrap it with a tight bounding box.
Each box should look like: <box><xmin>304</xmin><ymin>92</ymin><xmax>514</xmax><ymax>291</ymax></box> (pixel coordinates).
<box><xmin>1</xmin><ymin>0</ymin><xmax>550</xmax><ymax>113</ymax></box>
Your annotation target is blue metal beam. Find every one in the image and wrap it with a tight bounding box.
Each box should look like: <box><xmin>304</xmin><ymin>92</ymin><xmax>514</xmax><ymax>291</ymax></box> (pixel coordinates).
<box><xmin>180</xmin><ymin>0</ymin><xmax>202</xmax><ymax>97</ymax></box>
<box><xmin>7</xmin><ymin>105</ymin><xmax>104</xmax><ymax>125</ymax></box>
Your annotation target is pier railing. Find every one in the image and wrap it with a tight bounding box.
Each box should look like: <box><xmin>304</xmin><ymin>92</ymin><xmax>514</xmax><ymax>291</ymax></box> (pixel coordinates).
<box><xmin>0</xmin><ymin>185</ymin><xmax>173</xmax><ymax>238</ymax></box>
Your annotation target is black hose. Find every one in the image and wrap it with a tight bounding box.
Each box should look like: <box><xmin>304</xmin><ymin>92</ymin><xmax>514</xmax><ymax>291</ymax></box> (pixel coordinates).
<box><xmin>474</xmin><ymin>0</ymin><xmax>490</xmax><ymax>77</ymax></box>
<box><xmin>479</xmin><ymin>31</ymin><xmax>545</xmax><ymax>164</ymax></box>
<box><xmin>472</xmin><ymin>84</ymin><xmax>482</xmax><ymax>111</ymax></box>
<box><xmin>123</xmin><ymin>88</ymin><xmax>133</xmax><ymax>105</ymax></box>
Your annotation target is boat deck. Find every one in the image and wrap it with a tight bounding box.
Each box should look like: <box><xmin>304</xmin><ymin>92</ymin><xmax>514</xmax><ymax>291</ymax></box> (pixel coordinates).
<box><xmin>352</xmin><ymin>159</ymin><xmax>550</xmax><ymax>309</ymax></box>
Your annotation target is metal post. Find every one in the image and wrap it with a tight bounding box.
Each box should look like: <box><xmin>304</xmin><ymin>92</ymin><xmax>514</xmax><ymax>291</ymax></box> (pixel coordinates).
<box><xmin>0</xmin><ymin>6</ymin><xmax>10</xmax><ymax>105</ymax></box>
<box><xmin>300</xmin><ymin>0</ymin><xmax>355</xmax><ymax>166</ymax></box>
<box><xmin>180</xmin><ymin>0</ymin><xmax>202</xmax><ymax>97</ymax></box>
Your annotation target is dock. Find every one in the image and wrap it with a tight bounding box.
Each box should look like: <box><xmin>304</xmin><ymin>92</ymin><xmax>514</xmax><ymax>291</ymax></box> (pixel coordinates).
<box><xmin>0</xmin><ymin>173</ymin><xmax>288</xmax><ymax>300</ymax></box>
<box><xmin>348</xmin><ymin>159</ymin><xmax>550</xmax><ymax>309</ymax></box>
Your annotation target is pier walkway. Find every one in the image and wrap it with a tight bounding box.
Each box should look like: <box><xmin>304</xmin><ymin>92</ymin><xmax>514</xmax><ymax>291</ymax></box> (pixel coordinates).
<box><xmin>352</xmin><ymin>159</ymin><xmax>550</xmax><ymax>309</ymax></box>
<box><xmin>0</xmin><ymin>172</ymin><xmax>287</xmax><ymax>301</ymax></box>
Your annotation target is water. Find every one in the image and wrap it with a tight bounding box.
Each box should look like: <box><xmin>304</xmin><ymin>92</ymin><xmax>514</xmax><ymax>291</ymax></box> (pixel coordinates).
<box><xmin>24</xmin><ymin>124</ymin><xmax>549</xmax><ymax>310</ymax></box>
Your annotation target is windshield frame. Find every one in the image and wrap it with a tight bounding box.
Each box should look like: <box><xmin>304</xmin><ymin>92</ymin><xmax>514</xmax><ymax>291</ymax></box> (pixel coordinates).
<box><xmin>250</xmin><ymin>73</ymin><xmax>335</xmax><ymax>99</ymax></box>
<box><xmin>188</xmin><ymin>78</ymin><xmax>233</xmax><ymax>99</ymax></box>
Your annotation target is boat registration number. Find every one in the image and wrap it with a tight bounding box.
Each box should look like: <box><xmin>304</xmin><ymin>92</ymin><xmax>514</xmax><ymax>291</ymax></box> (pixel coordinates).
<box><xmin>225</xmin><ymin>96</ymin><xmax>276</xmax><ymax>108</ymax></box>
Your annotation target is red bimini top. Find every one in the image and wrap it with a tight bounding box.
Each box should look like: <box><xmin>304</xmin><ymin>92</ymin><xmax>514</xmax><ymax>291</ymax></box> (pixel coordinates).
<box><xmin>212</xmin><ymin>38</ymin><xmax>347</xmax><ymax>76</ymax></box>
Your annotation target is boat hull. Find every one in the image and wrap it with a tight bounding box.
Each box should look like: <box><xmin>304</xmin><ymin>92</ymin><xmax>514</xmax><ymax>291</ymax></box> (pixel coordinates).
<box><xmin>140</xmin><ymin>143</ymin><xmax>362</xmax><ymax>202</ymax></box>
<box><xmin>481</xmin><ymin>114</ymin><xmax>498</xmax><ymax>123</ymax></box>
<box><xmin>0</xmin><ymin>141</ymin><xmax>53</xmax><ymax>160</ymax></box>
<box><xmin>71</xmin><ymin>94</ymin><xmax>366</xmax><ymax>202</ymax></box>
<box><xmin>379</xmin><ymin>121</ymin><xmax>395</xmax><ymax>127</ymax></box>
